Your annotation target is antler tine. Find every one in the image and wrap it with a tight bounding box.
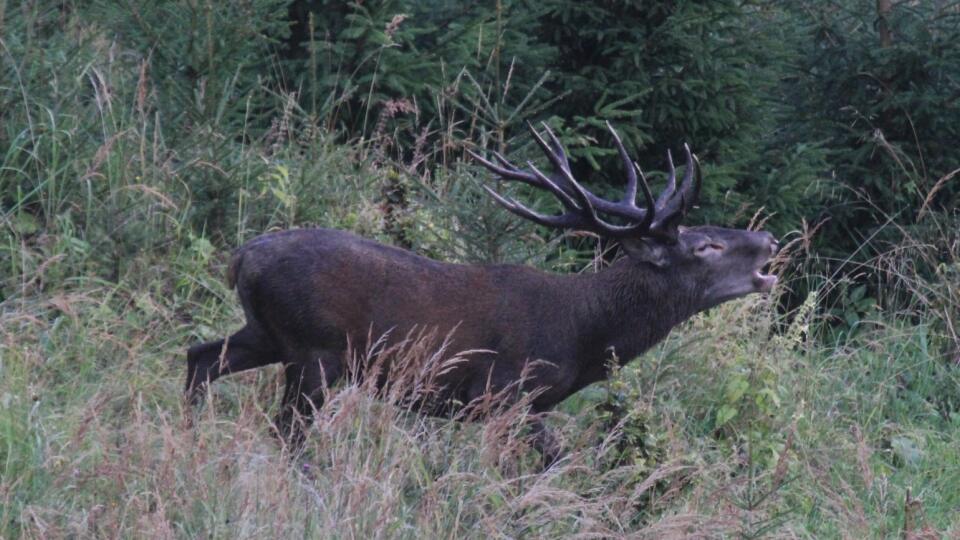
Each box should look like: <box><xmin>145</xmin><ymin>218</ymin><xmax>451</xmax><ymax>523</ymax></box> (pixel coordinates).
<box><xmin>526</xmin><ymin>124</ymin><xmax>600</xmax><ymax>215</ymax></box>
<box><xmin>466</xmin><ymin>149</ymin><xmax>535</xmax><ymax>184</ymax></box>
<box><xmin>650</xmin><ymin>144</ymin><xmax>700</xmax><ymax>236</ymax></box>
<box><xmin>525</xmin><ymin>160</ymin><xmax>583</xmax><ymax>210</ymax></box>
<box><xmin>682</xmin><ymin>145</ymin><xmax>702</xmax><ymax>211</ymax></box>
<box><xmin>526</xmin><ymin>123</ymin><xmax>579</xmax><ymax>192</ymax></box>
<box><xmin>669</xmin><ymin>144</ymin><xmax>699</xmax><ymax>217</ymax></box>
<box><xmin>492</xmin><ymin>151</ymin><xmax>522</xmax><ymax>171</ymax></box>
<box><xmin>605</xmin><ymin>122</ymin><xmax>637</xmax><ymax>204</ymax></box>
<box><xmin>657</xmin><ymin>149</ymin><xmax>678</xmax><ymax>208</ymax></box>
<box><xmin>633</xmin><ymin>162</ymin><xmax>657</xmax><ymax>231</ymax></box>
<box><xmin>690</xmin><ymin>152</ymin><xmax>703</xmax><ymax>208</ymax></box>
<box><xmin>538</xmin><ymin>122</ymin><xmax>571</xmax><ymax>173</ymax></box>
<box><xmin>480</xmin><ymin>185</ymin><xmax>579</xmax><ymax>229</ymax></box>
<box><xmin>680</xmin><ymin>144</ymin><xmax>694</xmax><ymax>199</ymax></box>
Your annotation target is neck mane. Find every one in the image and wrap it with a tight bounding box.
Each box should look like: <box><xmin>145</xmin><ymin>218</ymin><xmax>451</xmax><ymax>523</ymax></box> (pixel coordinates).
<box><xmin>573</xmin><ymin>258</ymin><xmax>700</xmax><ymax>364</ymax></box>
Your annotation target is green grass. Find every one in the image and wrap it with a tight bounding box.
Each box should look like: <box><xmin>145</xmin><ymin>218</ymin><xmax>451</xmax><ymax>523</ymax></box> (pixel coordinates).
<box><xmin>3</xmin><ymin>257</ymin><xmax>958</xmax><ymax>537</ymax></box>
<box><xmin>2</xmin><ymin>6</ymin><xmax>959</xmax><ymax>539</ymax></box>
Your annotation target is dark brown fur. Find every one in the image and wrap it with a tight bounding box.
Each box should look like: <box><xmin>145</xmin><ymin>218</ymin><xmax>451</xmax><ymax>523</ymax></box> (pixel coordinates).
<box><xmin>186</xmin><ymin>225</ymin><xmax>777</xmax><ymax>464</ymax></box>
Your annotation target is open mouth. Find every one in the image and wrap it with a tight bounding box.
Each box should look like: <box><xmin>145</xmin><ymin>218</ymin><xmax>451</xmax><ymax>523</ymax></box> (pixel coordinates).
<box><xmin>753</xmin><ymin>269</ymin><xmax>778</xmax><ymax>292</ymax></box>
<box><xmin>752</xmin><ymin>249</ymin><xmax>778</xmax><ymax>292</ymax></box>
<box><xmin>752</xmin><ymin>240</ymin><xmax>779</xmax><ymax>292</ymax></box>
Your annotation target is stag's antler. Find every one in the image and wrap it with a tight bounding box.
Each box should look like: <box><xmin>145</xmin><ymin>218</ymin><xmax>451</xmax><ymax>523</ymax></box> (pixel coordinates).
<box><xmin>467</xmin><ymin>123</ymin><xmax>701</xmax><ymax>242</ymax></box>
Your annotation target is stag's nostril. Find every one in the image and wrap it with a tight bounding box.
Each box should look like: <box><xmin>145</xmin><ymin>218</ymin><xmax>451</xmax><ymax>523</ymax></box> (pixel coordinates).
<box><xmin>757</xmin><ymin>232</ymin><xmax>778</xmax><ymax>255</ymax></box>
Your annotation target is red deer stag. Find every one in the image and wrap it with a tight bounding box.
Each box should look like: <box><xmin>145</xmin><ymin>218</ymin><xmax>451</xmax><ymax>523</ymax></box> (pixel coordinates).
<box><xmin>185</xmin><ymin>123</ymin><xmax>778</xmax><ymax>465</ymax></box>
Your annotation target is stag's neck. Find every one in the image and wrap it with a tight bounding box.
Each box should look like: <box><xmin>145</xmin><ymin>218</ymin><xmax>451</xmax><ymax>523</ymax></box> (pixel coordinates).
<box><xmin>573</xmin><ymin>259</ymin><xmax>699</xmax><ymax>364</ymax></box>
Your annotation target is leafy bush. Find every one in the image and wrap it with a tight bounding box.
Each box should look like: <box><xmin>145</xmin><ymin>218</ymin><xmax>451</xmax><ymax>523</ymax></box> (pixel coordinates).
<box><xmin>87</xmin><ymin>0</ymin><xmax>291</xmax><ymax>134</ymax></box>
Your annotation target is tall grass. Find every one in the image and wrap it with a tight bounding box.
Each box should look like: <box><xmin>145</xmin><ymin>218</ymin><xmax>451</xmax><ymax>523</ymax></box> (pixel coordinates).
<box><xmin>2</xmin><ymin>5</ymin><xmax>959</xmax><ymax>539</ymax></box>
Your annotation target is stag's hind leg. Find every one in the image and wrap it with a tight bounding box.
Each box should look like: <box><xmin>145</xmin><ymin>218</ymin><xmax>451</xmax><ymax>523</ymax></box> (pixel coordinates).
<box><xmin>185</xmin><ymin>324</ymin><xmax>280</xmax><ymax>404</ymax></box>
<box><xmin>273</xmin><ymin>351</ymin><xmax>344</xmax><ymax>449</ymax></box>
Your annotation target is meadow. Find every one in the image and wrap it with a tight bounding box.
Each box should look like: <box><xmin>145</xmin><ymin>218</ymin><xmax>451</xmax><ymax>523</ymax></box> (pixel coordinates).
<box><xmin>2</xmin><ymin>3</ymin><xmax>959</xmax><ymax>538</ymax></box>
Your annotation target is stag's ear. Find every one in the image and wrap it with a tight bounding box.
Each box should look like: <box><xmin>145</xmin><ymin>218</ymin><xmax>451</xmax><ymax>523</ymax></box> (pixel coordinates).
<box><xmin>620</xmin><ymin>238</ymin><xmax>668</xmax><ymax>267</ymax></box>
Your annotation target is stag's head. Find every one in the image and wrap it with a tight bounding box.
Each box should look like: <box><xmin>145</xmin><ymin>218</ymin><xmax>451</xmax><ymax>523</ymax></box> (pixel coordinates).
<box><xmin>468</xmin><ymin>123</ymin><xmax>778</xmax><ymax>311</ymax></box>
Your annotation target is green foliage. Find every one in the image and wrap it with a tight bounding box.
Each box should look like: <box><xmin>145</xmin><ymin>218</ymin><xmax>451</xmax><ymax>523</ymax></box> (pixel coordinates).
<box><xmin>3</xmin><ymin>2</ymin><xmax>960</xmax><ymax>538</ymax></box>
<box><xmin>403</xmin><ymin>168</ymin><xmax>545</xmax><ymax>264</ymax></box>
<box><xmin>87</xmin><ymin>0</ymin><xmax>291</xmax><ymax>133</ymax></box>
<box><xmin>594</xmin><ymin>360</ymin><xmax>667</xmax><ymax>473</ymax></box>
<box><xmin>286</xmin><ymin>0</ymin><xmax>557</xmax><ymax>140</ymax></box>
<box><xmin>525</xmin><ymin>0</ymin><xmax>827</xmax><ymax>233</ymax></box>
<box><xmin>784</xmin><ymin>0</ymin><xmax>960</xmax><ymax>253</ymax></box>
<box><xmin>256</xmin><ymin>0</ymin><xmax>828</xmax><ymax>238</ymax></box>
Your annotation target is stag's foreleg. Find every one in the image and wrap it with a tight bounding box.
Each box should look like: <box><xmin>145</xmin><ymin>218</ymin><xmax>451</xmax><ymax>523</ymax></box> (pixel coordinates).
<box><xmin>185</xmin><ymin>324</ymin><xmax>280</xmax><ymax>404</ymax></box>
<box><xmin>529</xmin><ymin>414</ymin><xmax>564</xmax><ymax>470</ymax></box>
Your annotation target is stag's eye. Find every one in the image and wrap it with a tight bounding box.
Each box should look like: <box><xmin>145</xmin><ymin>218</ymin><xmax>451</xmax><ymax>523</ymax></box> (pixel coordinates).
<box><xmin>694</xmin><ymin>242</ymin><xmax>725</xmax><ymax>256</ymax></box>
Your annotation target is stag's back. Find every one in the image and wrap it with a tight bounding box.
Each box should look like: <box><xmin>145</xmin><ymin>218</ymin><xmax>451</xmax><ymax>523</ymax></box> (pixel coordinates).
<box><xmin>227</xmin><ymin>228</ymin><xmax>560</xmax><ymax>356</ymax></box>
